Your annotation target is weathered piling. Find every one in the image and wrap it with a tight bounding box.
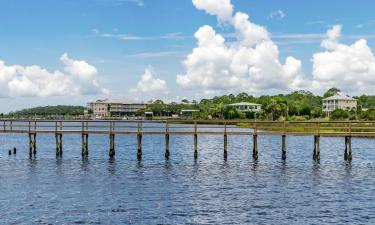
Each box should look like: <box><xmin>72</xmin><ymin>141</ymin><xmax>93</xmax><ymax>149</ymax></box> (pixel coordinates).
<box><xmin>13</xmin><ymin>147</ymin><xmax>16</xmax><ymax>155</ymax></box>
<box><xmin>137</xmin><ymin>122</ymin><xmax>142</xmax><ymax>160</ymax></box>
<box><xmin>313</xmin><ymin>135</ymin><xmax>320</xmax><ymax>161</ymax></box>
<box><xmin>194</xmin><ymin>122</ymin><xmax>198</xmax><ymax>159</ymax></box>
<box><xmin>344</xmin><ymin>136</ymin><xmax>352</xmax><ymax>161</ymax></box>
<box><xmin>281</xmin><ymin>122</ymin><xmax>286</xmax><ymax>160</ymax></box>
<box><xmin>81</xmin><ymin>134</ymin><xmax>88</xmax><ymax>158</ymax></box>
<box><xmin>281</xmin><ymin>135</ymin><xmax>286</xmax><ymax>160</ymax></box>
<box><xmin>8</xmin><ymin>150</ymin><xmax>11</xmax><ymax>155</ymax></box>
<box><xmin>253</xmin><ymin>135</ymin><xmax>258</xmax><ymax>160</ymax></box>
<box><xmin>253</xmin><ymin>123</ymin><xmax>258</xmax><ymax>160</ymax></box>
<box><xmin>28</xmin><ymin>133</ymin><xmax>36</xmax><ymax>157</ymax></box>
<box><xmin>165</xmin><ymin>122</ymin><xmax>170</xmax><ymax>160</ymax></box>
<box><xmin>109</xmin><ymin>122</ymin><xmax>115</xmax><ymax>158</ymax></box>
<box><xmin>224</xmin><ymin>122</ymin><xmax>228</xmax><ymax>160</ymax></box>
<box><xmin>55</xmin><ymin>133</ymin><xmax>63</xmax><ymax>157</ymax></box>
<box><xmin>109</xmin><ymin>134</ymin><xmax>115</xmax><ymax>158</ymax></box>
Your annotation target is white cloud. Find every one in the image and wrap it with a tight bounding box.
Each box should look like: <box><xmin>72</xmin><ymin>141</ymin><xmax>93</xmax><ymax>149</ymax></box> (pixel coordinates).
<box><xmin>177</xmin><ymin>0</ymin><xmax>305</xmax><ymax>95</ymax></box>
<box><xmin>118</xmin><ymin>0</ymin><xmax>144</xmax><ymax>7</ymax></box>
<box><xmin>192</xmin><ymin>0</ymin><xmax>233</xmax><ymax>22</ymax></box>
<box><xmin>320</xmin><ymin>24</ymin><xmax>341</xmax><ymax>50</ymax></box>
<box><xmin>130</xmin><ymin>67</ymin><xmax>169</xmax><ymax>96</ymax></box>
<box><xmin>0</xmin><ymin>54</ymin><xmax>107</xmax><ymax>98</ymax></box>
<box><xmin>312</xmin><ymin>24</ymin><xmax>375</xmax><ymax>93</ymax></box>
<box><xmin>269</xmin><ymin>10</ymin><xmax>285</xmax><ymax>20</ymax></box>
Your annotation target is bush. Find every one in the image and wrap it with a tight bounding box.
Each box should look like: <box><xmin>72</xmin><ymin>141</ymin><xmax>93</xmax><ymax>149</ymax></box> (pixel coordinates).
<box><xmin>331</xmin><ymin>109</ymin><xmax>349</xmax><ymax>120</ymax></box>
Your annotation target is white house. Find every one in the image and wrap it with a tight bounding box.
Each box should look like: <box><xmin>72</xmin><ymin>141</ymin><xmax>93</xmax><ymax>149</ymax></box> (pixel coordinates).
<box><xmin>322</xmin><ymin>93</ymin><xmax>357</xmax><ymax>115</ymax></box>
<box><xmin>228</xmin><ymin>102</ymin><xmax>262</xmax><ymax>113</ymax></box>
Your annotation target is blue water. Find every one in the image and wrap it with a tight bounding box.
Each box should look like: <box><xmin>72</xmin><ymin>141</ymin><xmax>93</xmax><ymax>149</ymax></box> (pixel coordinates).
<box><xmin>1</xmin><ymin>130</ymin><xmax>375</xmax><ymax>224</ymax></box>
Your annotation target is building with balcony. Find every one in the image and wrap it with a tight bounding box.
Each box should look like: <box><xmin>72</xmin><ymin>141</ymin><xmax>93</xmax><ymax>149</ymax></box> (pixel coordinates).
<box><xmin>86</xmin><ymin>99</ymin><xmax>148</xmax><ymax>118</ymax></box>
<box><xmin>322</xmin><ymin>93</ymin><xmax>357</xmax><ymax>116</ymax></box>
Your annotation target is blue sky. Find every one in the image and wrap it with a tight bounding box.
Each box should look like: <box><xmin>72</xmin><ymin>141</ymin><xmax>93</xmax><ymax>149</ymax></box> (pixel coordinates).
<box><xmin>1</xmin><ymin>0</ymin><xmax>375</xmax><ymax>112</ymax></box>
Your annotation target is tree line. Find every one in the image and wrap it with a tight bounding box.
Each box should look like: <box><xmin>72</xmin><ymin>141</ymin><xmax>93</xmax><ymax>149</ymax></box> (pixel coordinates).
<box><xmin>144</xmin><ymin>88</ymin><xmax>375</xmax><ymax>121</ymax></box>
<box><xmin>6</xmin><ymin>87</ymin><xmax>375</xmax><ymax>121</ymax></box>
<box><xmin>7</xmin><ymin>105</ymin><xmax>84</xmax><ymax>117</ymax></box>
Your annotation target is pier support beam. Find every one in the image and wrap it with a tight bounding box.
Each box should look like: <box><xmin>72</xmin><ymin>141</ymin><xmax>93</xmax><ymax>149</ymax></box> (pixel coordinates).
<box><xmin>165</xmin><ymin>133</ymin><xmax>170</xmax><ymax>160</ymax></box>
<box><xmin>55</xmin><ymin>133</ymin><xmax>63</xmax><ymax>157</ymax></box>
<box><xmin>28</xmin><ymin>133</ymin><xmax>36</xmax><ymax>157</ymax></box>
<box><xmin>109</xmin><ymin>134</ymin><xmax>115</xmax><ymax>158</ymax></box>
<box><xmin>81</xmin><ymin>133</ymin><xmax>88</xmax><ymax>158</ymax></box>
<box><xmin>344</xmin><ymin>136</ymin><xmax>352</xmax><ymax>161</ymax></box>
<box><xmin>137</xmin><ymin>133</ymin><xmax>142</xmax><ymax>160</ymax></box>
<box><xmin>224</xmin><ymin>123</ymin><xmax>228</xmax><ymax>160</ymax></box>
<box><xmin>313</xmin><ymin>135</ymin><xmax>320</xmax><ymax>161</ymax></box>
<box><xmin>194</xmin><ymin>123</ymin><xmax>198</xmax><ymax>160</ymax></box>
<box><xmin>281</xmin><ymin>135</ymin><xmax>286</xmax><ymax>160</ymax></box>
<box><xmin>224</xmin><ymin>133</ymin><xmax>228</xmax><ymax>160</ymax></box>
<box><xmin>252</xmin><ymin>135</ymin><xmax>258</xmax><ymax>160</ymax></box>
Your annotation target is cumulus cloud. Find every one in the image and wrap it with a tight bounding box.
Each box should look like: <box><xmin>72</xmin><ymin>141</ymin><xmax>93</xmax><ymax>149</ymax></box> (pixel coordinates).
<box><xmin>177</xmin><ymin>0</ymin><xmax>305</xmax><ymax>95</ymax></box>
<box><xmin>192</xmin><ymin>0</ymin><xmax>233</xmax><ymax>22</ymax></box>
<box><xmin>0</xmin><ymin>54</ymin><xmax>106</xmax><ymax>97</ymax></box>
<box><xmin>312</xmin><ymin>24</ymin><xmax>375</xmax><ymax>93</ymax></box>
<box><xmin>130</xmin><ymin>67</ymin><xmax>169</xmax><ymax>95</ymax></box>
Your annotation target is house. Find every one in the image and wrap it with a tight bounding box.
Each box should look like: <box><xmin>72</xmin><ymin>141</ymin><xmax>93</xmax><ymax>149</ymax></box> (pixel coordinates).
<box><xmin>86</xmin><ymin>99</ymin><xmax>148</xmax><ymax>118</ymax></box>
<box><xmin>228</xmin><ymin>102</ymin><xmax>262</xmax><ymax>113</ymax></box>
<box><xmin>322</xmin><ymin>93</ymin><xmax>357</xmax><ymax>116</ymax></box>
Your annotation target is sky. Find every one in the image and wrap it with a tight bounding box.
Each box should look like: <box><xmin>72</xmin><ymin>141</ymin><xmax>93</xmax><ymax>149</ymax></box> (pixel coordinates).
<box><xmin>1</xmin><ymin>0</ymin><xmax>375</xmax><ymax>112</ymax></box>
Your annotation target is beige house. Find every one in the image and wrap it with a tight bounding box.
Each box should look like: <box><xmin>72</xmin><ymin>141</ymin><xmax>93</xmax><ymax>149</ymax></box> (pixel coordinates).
<box><xmin>86</xmin><ymin>99</ymin><xmax>148</xmax><ymax>118</ymax></box>
<box><xmin>322</xmin><ymin>93</ymin><xmax>357</xmax><ymax>115</ymax></box>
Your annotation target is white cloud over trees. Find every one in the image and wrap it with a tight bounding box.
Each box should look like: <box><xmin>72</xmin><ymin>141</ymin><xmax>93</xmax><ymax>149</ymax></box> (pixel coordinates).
<box><xmin>176</xmin><ymin>0</ymin><xmax>375</xmax><ymax>96</ymax></box>
<box><xmin>0</xmin><ymin>53</ymin><xmax>106</xmax><ymax>97</ymax></box>
<box><xmin>177</xmin><ymin>0</ymin><xmax>306</xmax><ymax>95</ymax></box>
<box><xmin>312</xmin><ymin>25</ymin><xmax>375</xmax><ymax>93</ymax></box>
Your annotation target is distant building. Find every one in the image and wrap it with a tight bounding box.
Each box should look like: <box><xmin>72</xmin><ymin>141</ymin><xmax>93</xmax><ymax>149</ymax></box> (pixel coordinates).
<box><xmin>180</xmin><ymin>109</ymin><xmax>200</xmax><ymax>118</ymax></box>
<box><xmin>86</xmin><ymin>99</ymin><xmax>148</xmax><ymax>118</ymax></box>
<box><xmin>322</xmin><ymin>93</ymin><xmax>357</xmax><ymax>115</ymax></box>
<box><xmin>228</xmin><ymin>102</ymin><xmax>262</xmax><ymax>113</ymax></box>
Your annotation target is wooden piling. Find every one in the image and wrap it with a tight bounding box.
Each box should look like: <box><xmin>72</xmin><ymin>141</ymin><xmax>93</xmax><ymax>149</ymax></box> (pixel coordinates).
<box><xmin>313</xmin><ymin>135</ymin><xmax>320</xmax><ymax>161</ymax></box>
<box><xmin>55</xmin><ymin>134</ymin><xmax>63</xmax><ymax>157</ymax></box>
<box><xmin>109</xmin><ymin>134</ymin><xmax>115</xmax><ymax>158</ymax></box>
<box><xmin>28</xmin><ymin>133</ymin><xmax>36</xmax><ymax>157</ymax></box>
<box><xmin>81</xmin><ymin>133</ymin><xmax>88</xmax><ymax>158</ymax></box>
<box><xmin>109</xmin><ymin>122</ymin><xmax>115</xmax><ymax>158</ymax></box>
<box><xmin>253</xmin><ymin>123</ymin><xmax>258</xmax><ymax>160</ymax></box>
<box><xmin>253</xmin><ymin>135</ymin><xmax>258</xmax><ymax>160</ymax></box>
<box><xmin>224</xmin><ymin>122</ymin><xmax>228</xmax><ymax>160</ymax></box>
<box><xmin>194</xmin><ymin>122</ymin><xmax>198</xmax><ymax>159</ymax></box>
<box><xmin>281</xmin><ymin>135</ymin><xmax>286</xmax><ymax>160</ymax></box>
<box><xmin>165</xmin><ymin>122</ymin><xmax>170</xmax><ymax>160</ymax></box>
<box><xmin>137</xmin><ymin>122</ymin><xmax>142</xmax><ymax>160</ymax></box>
<box><xmin>345</xmin><ymin>136</ymin><xmax>352</xmax><ymax>161</ymax></box>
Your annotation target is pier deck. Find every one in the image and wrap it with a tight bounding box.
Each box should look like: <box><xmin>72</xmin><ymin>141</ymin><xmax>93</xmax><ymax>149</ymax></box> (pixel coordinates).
<box><xmin>1</xmin><ymin>119</ymin><xmax>375</xmax><ymax>161</ymax></box>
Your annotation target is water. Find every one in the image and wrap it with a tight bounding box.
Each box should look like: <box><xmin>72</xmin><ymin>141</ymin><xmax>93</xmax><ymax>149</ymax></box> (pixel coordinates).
<box><xmin>1</xmin><ymin>128</ymin><xmax>375</xmax><ymax>224</ymax></box>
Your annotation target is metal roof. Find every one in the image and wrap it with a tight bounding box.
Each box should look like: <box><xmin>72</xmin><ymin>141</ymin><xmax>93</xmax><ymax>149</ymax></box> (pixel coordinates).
<box><xmin>228</xmin><ymin>102</ymin><xmax>261</xmax><ymax>106</ymax></box>
<box><xmin>323</xmin><ymin>93</ymin><xmax>356</xmax><ymax>101</ymax></box>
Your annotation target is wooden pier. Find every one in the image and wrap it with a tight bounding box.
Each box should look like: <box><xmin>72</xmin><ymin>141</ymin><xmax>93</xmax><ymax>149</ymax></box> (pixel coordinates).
<box><xmin>2</xmin><ymin>119</ymin><xmax>375</xmax><ymax>161</ymax></box>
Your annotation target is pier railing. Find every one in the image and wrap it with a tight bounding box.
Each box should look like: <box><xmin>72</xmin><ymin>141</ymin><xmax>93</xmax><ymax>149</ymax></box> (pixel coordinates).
<box><xmin>2</xmin><ymin>119</ymin><xmax>375</xmax><ymax>161</ymax></box>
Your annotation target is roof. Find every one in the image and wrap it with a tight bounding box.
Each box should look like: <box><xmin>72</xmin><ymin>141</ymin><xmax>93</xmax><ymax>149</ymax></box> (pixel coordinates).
<box><xmin>323</xmin><ymin>93</ymin><xmax>356</xmax><ymax>101</ymax></box>
<box><xmin>228</xmin><ymin>102</ymin><xmax>261</xmax><ymax>106</ymax></box>
<box><xmin>88</xmin><ymin>99</ymin><xmax>147</xmax><ymax>105</ymax></box>
<box><xmin>181</xmin><ymin>109</ymin><xmax>200</xmax><ymax>112</ymax></box>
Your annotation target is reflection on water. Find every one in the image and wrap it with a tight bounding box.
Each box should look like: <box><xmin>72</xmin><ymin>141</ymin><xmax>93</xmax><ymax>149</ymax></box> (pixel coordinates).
<box><xmin>1</xmin><ymin>132</ymin><xmax>375</xmax><ymax>224</ymax></box>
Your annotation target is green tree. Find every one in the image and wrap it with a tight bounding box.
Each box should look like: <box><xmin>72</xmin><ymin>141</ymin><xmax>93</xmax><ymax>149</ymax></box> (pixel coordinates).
<box><xmin>323</xmin><ymin>87</ymin><xmax>341</xmax><ymax>98</ymax></box>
